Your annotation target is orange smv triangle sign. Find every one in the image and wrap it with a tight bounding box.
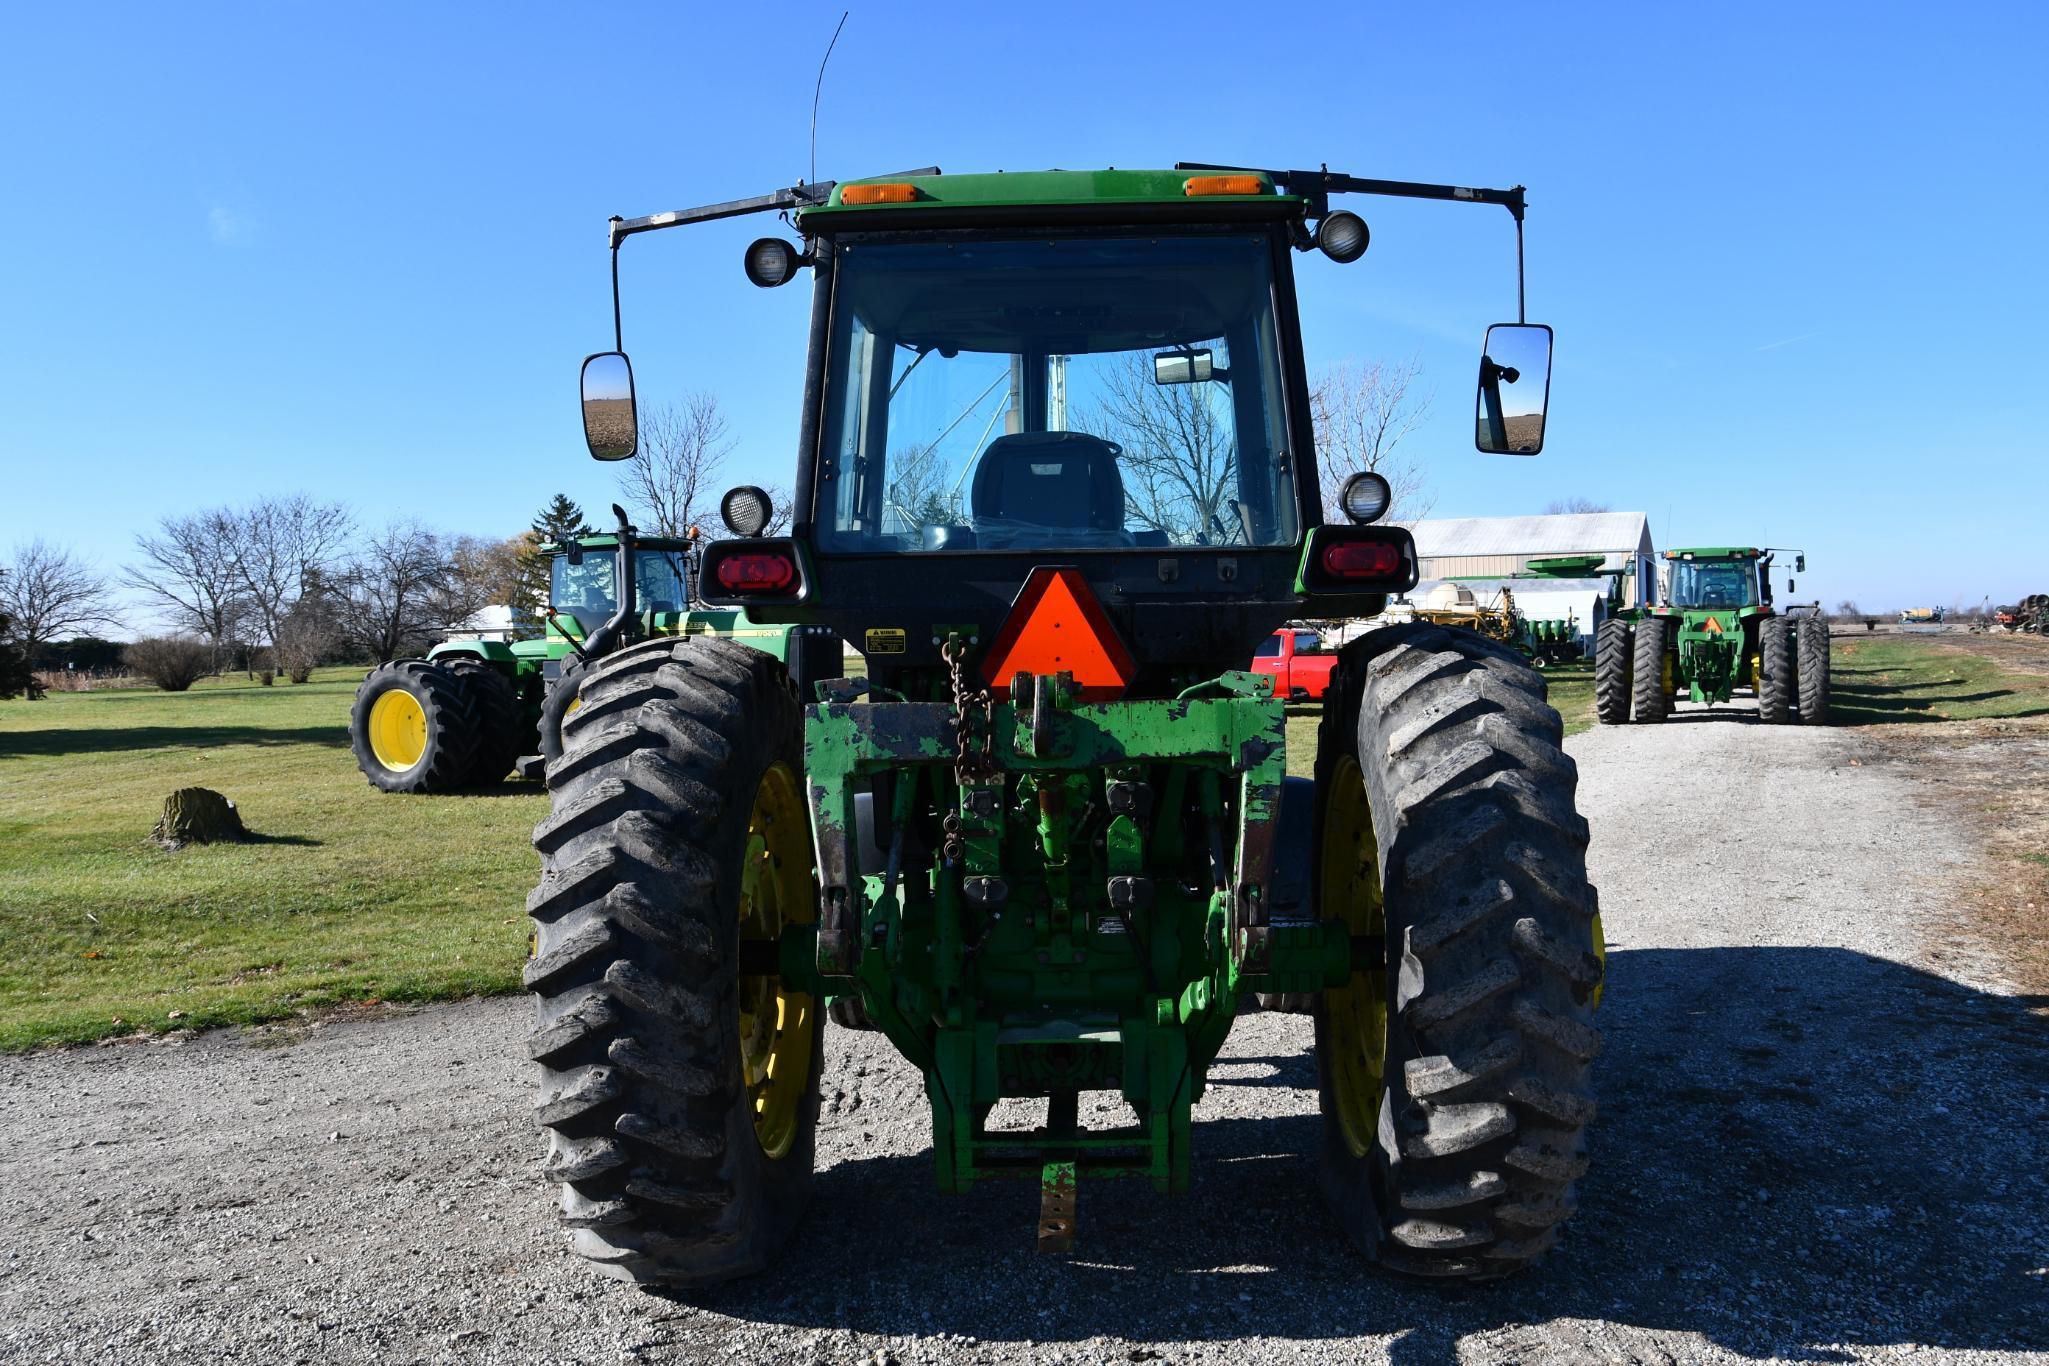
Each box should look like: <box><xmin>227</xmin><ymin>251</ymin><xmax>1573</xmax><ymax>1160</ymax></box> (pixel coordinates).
<box><xmin>981</xmin><ymin>567</ymin><xmax>1137</xmax><ymax>701</ymax></box>
<box><xmin>1702</xmin><ymin>615</ymin><xmax>1723</xmax><ymax>635</ymax></box>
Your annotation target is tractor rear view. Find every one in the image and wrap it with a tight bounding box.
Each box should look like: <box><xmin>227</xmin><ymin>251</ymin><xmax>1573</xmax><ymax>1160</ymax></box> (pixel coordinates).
<box><xmin>1593</xmin><ymin>546</ymin><xmax>1828</xmax><ymax>725</ymax></box>
<box><xmin>526</xmin><ymin>164</ymin><xmax>1600</xmax><ymax>1288</ymax></box>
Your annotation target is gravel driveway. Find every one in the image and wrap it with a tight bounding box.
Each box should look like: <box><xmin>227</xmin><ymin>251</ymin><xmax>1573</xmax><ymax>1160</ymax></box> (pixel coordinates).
<box><xmin>3</xmin><ymin>705</ymin><xmax>2045</xmax><ymax>1364</ymax></box>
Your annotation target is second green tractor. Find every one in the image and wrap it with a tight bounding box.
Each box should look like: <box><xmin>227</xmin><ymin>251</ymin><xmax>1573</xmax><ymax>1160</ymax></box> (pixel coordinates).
<box><xmin>1594</xmin><ymin>547</ymin><xmax>1829</xmax><ymax>725</ymax></box>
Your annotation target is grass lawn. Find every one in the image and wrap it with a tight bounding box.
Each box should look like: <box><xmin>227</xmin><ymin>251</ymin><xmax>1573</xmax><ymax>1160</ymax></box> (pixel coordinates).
<box><xmin>1829</xmin><ymin>632</ymin><xmax>2049</xmax><ymax>724</ymax></box>
<box><xmin>0</xmin><ymin>668</ymin><xmax>546</xmax><ymax>1050</ymax></box>
<box><xmin>0</xmin><ymin>643</ymin><xmax>1600</xmax><ymax>1052</ymax></box>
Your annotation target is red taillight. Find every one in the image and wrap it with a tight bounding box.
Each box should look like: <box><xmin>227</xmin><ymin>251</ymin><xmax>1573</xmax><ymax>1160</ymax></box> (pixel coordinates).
<box><xmin>713</xmin><ymin>552</ymin><xmax>796</xmax><ymax>594</ymax></box>
<box><xmin>1319</xmin><ymin>538</ymin><xmax>1404</xmax><ymax>580</ymax></box>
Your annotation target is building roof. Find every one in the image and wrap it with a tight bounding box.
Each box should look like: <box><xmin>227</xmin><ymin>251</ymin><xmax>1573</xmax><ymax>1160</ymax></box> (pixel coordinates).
<box><xmin>1401</xmin><ymin>511</ymin><xmax>1652</xmax><ymax>559</ymax></box>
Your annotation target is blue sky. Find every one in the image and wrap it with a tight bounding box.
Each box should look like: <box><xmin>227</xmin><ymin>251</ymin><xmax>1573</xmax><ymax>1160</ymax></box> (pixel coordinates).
<box><xmin>2</xmin><ymin>2</ymin><xmax>2043</xmax><ymax>625</ymax></box>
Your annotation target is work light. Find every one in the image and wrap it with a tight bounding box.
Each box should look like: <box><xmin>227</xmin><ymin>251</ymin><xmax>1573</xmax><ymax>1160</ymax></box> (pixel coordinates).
<box><xmin>743</xmin><ymin>238</ymin><xmax>802</xmax><ymax>288</ymax></box>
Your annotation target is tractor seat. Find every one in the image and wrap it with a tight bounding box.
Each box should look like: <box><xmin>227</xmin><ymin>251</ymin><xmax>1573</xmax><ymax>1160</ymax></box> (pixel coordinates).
<box><xmin>969</xmin><ymin>431</ymin><xmax>1133</xmax><ymax>549</ymax></box>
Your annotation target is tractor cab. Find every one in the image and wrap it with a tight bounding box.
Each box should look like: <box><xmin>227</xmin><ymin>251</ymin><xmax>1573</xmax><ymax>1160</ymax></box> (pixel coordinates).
<box><xmin>582</xmin><ymin>167</ymin><xmax>1556</xmax><ymax>696</ymax></box>
<box><xmin>544</xmin><ymin>533</ymin><xmax>696</xmax><ymax>641</ymax></box>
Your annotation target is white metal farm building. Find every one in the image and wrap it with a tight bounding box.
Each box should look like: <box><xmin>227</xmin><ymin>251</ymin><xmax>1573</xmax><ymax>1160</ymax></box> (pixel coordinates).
<box><xmin>1400</xmin><ymin>511</ymin><xmax>1658</xmax><ymax>609</ymax></box>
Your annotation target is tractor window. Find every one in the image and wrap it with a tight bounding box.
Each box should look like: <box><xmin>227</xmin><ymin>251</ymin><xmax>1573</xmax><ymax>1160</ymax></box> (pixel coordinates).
<box><xmin>550</xmin><ymin>555</ymin><xmax>618</xmax><ymax>634</ymax></box>
<box><xmin>818</xmin><ymin>232</ymin><xmax>1300</xmax><ymax>552</ymax></box>
<box><xmin>1668</xmin><ymin>560</ymin><xmax>1755</xmax><ymax>609</ymax></box>
<box><xmin>634</xmin><ymin>550</ymin><xmax>691</xmax><ymax>614</ymax></box>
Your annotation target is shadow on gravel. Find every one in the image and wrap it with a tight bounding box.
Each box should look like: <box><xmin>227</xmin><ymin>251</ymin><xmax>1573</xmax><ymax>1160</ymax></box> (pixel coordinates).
<box><xmin>681</xmin><ymin>949</ymin><xmax>2049</xmax><ymax>1362</ymax></box>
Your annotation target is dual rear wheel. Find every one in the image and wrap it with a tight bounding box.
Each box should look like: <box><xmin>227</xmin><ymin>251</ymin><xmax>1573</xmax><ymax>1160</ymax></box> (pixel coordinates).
<box><xmin>349</xmin><ymin>658</ymin><xmax>522</xmax><ymax>792</ymax></box>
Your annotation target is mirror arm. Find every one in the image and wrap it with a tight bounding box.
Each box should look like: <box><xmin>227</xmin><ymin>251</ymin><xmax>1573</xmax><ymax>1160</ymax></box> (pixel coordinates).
<box><xmin>608</xmin><ymin>233</ymin><xmax>624</xmax><ymax>353</ymax></box>
<box><xmin>1177</xmin><ymin>162</ymin><xmax>1529</xmax><ymax>317</ymax></box>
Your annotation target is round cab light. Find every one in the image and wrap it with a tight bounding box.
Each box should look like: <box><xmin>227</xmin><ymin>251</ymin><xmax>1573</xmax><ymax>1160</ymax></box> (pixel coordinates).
<box><xmin>1338</xmin><ymin>470</ymin><xmax>1392</xmax><ymax>524</ymax></box>
<box><xmin>720</xmin><ymin>484</ymin><xmax>774</xmax><ymax>537</ymax></box>
<box><xmin>1317</xmin><ymin>210</ymin><xmax>1370</xmax><ymax>264</ymax></box>
<box><xmin>744</xmin><ymin>238</ymin><xmax>802</xmax><ymax>288</ymax></box>
<box><xmin>713</xmin><ymin>551</ymin><xmax>796</xmax><ymax>595</ymax></box>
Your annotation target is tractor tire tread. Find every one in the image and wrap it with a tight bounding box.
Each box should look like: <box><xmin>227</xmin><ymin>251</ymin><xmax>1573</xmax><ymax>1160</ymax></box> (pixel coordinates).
<box><xmin>1315</xmin><ymin>622</ymin><xmax>1598</xmax><ymax>1280</ymax></box>
<box><xmin>1593</xmin><ymin>619</ymin><xmax>1633</xmax><ymax>725</ymax></box>
<box><xmin>1631</xmin><ymin>618</ymin><xmax>1670</xmax><ymax>723</ymax></box>
<box><xmin>527</xmin><ymin>635</ymin><xmax>817</xmax><ymax>1287</ymax></box>
<box><xmin>1760</xmin><ymin>617</ymin><xmax>1794</xmax><ymax>724</ymax></box>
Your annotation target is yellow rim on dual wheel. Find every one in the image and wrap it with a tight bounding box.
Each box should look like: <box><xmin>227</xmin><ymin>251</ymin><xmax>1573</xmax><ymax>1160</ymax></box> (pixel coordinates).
<box><xmin>366</xmin><ymin>689</ymin><xmax>428</xmax><ymax>772</ymax></box>
<box><xmin>736</xmin><ymin>761</ymin><xmax>816</xmax><ymax>1160</ymax></box>
<box><xmin>1322</xmin><ymin>753</ymin><xmax>1389</xmax><ymax>1159</ymax></box>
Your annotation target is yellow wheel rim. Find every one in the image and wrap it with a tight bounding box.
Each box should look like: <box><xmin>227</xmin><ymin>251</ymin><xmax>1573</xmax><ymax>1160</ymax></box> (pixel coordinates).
<box><xmin>1322</xmin><ymin>753</ymin><xmax>1388</xmax><ymax>1159</ymax></box>
<box><xmin>736</xmin><ymin>760</ymin><xmax>815</xmax><ymax>1160</ymax></box>
<box><xmin>367</xmin><ymin>689</ymin><xmax>428</xmax><ymax>771</ymax></box>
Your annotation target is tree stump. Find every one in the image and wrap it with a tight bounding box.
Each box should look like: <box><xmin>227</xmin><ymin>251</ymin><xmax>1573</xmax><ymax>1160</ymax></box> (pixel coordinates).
<box><xmin>151</xmin><ymin>788</ymin><xmax>247</xmax><ymax>850</ymax></box>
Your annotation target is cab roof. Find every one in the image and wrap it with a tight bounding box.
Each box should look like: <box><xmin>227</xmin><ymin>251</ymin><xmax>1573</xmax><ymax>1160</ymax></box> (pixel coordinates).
<box><xmin>1665</xmin><ymin>547</ymin><xmax>1763</xmax><ymax>560</ymax></box>
<box><xmin>800</xmin><ymin>168</ymin><xmax>1287</xmax><ymax>221</ymax></box>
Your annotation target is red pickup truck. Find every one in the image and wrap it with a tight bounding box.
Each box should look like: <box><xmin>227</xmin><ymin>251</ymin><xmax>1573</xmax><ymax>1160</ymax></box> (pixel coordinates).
<box><xmin>1251</xmin><ymin>628</ymin><xmax>1338</xmax><ymax>700</ymax></box>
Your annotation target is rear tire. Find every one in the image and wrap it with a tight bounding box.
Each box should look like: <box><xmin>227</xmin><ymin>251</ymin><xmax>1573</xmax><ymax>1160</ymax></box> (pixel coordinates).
<box><xmin>1312</xmin><ymin>624</ymin><xmax>1600</xmax><ymax>1280</ymax></box>
<box><xmin>446</xmin><ymin>658</ymin><xmax>523</xmax><ymax>785</ymax></box>
<box><xmin>1593</xmin><ymin>620</ymin><xmax>1633</xmax><ymax>725</ymax></box>
<box><xmin>1796</xmin><ymin>618</ymin><xmax>1830</xmax><ymax>725</ymax></box>
<box><xmin>1631</xmin><ymin>617</ymin><xmax>1670</xmax><ymax>724</ymax></box>
<box><xmin>527</xmin><ymin>636</ymin><xmax>822</xmax><ymax>1287</ymax></box>
<box><xmin>1759</xmin><ymin>617</ymin><xmax>1793</xmax><ymax>724</ymax></box>
<box><xmin>349</xmin><ymin>660</ymin><xmax>477</xmax><ymax>793</ymax></box>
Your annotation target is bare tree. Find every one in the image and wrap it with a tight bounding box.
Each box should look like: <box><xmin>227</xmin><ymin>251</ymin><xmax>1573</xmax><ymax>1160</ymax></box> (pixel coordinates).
<box><xmin>1084</xmin><ymin>354</ymin><xmax>1237</xmax><ymax>542</ymax></box>
<box><xmin>1312</xmin><ymin>357</ymin><xmax>1436</xmax><ymax>522</ymax></box>
<box><xmin>128</xmin><ymin>511</ymin><xmax>250</xmax><ymax>669</ymax></box>
<box><xmin>0</xmin><ymin>539</ymin><xmax>114</xmax><ymax>653</ymax></box>
<box><xmin>881</xmin><ymin>442</ymin><xmax>959</xmax><ymax>533</ymax></box>
<box><xmin>274</xmin><ymin>569</ymin><xmax>346</xmax><ymax>683</ymax></box>
<box><xmin>763</xmin><ymin>485</ymin><xmax>796</xmax><ymax>535</ymax></box>
<box><xmin>1544</xmin><ymin>497</ymin><xmax>1612</xmax><ymax>515</ymax></box>
<box><xmin>616</xmin><ymin>395</ymin><xmax>733</xmax><ymax>537</ymax></box>
<box><xmin>337</xmin><ymin>523</ymin><xmax>499</xmax><ymax>664</ymax></box>
<box><xmin>225</xmin><ymin>496</ymin><xmax>353</xmax><ymax>660</ymax></box>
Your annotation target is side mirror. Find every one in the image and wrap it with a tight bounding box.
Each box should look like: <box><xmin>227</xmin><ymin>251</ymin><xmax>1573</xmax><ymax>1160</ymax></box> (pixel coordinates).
<box><xmin>1154</xmin><ymin>348</ymin><xmax>1217</xmax><ymax>385</ymax></box>
<box><xmin>1474</xmin><ymin>323</ymin><xmax>1553</xmax><ymax>455</ymax></box>
<box><xmin>581</xmin><ymin>352</ymin><xmax>639</xmax><ymax>461</ymax></box>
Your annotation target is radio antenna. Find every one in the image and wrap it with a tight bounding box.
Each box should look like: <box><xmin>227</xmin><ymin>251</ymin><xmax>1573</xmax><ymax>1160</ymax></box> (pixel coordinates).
<box><xmin>809</xmin><ymin>10</ymin><xmax>850</xmax><ymax>192</ymax></box>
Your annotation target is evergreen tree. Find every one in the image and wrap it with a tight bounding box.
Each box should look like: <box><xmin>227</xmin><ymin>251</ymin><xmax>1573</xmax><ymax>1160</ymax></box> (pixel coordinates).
<box><xmin>513</xmin><ymin>495</ymin><xmax>593</xmax><ymax>640</ymax></box>
<box><xmin>0</xmin><ymin>598</ymin><xmax>39</xmax><ymax>700</ymax></box>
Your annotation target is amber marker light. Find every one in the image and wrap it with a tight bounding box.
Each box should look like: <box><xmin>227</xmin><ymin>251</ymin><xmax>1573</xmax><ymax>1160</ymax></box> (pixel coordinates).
<box><xmin>1183</xmin><ymin>174</ymin><xmax>1267</xmax><ymax>196</ymax></box>
<box><xmin>842</xmin><ymin>182</ymin><xmax>921</xmax><ymax>205</ymax></box>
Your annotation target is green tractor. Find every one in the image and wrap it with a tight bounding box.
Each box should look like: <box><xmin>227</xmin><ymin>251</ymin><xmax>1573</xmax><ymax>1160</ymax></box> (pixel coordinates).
<box><xmin>528</xmin><ymin>164</ymin><xmax>1601</xmax><ymax>1287</ymax></box>
<box><xmin>347</xmin><ymin>506</ymin><xmax>840</xmax><ymax>792</ymax></box>
<box><xmin>1593</xmin><ymin>546</ymin><xmax>1828</xmax><ymax>725</ymax></box>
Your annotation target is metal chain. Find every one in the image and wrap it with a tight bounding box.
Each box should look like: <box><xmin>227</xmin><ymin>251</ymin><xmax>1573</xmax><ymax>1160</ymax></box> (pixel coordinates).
<box><xmin>939</xmin><ymin>635</ymin><xmax>995</xmax><ymax>863</ymax></box>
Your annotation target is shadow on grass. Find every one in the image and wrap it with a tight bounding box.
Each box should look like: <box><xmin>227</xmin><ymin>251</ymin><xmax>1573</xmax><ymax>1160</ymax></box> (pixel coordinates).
<box><xmin>0</xmin><ymin>725</ymin><xmax>351</xmax><ymax>759</ymax></box>
<box><xmin>1830</xmin><ymin>682</ymin><xmax>2049</xmax><ymax>726</ymax></box>
<box><xmin>674</xmin><ymin>947</ymin><xmax>2049</xmax><ymax>1361</ymax></box>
